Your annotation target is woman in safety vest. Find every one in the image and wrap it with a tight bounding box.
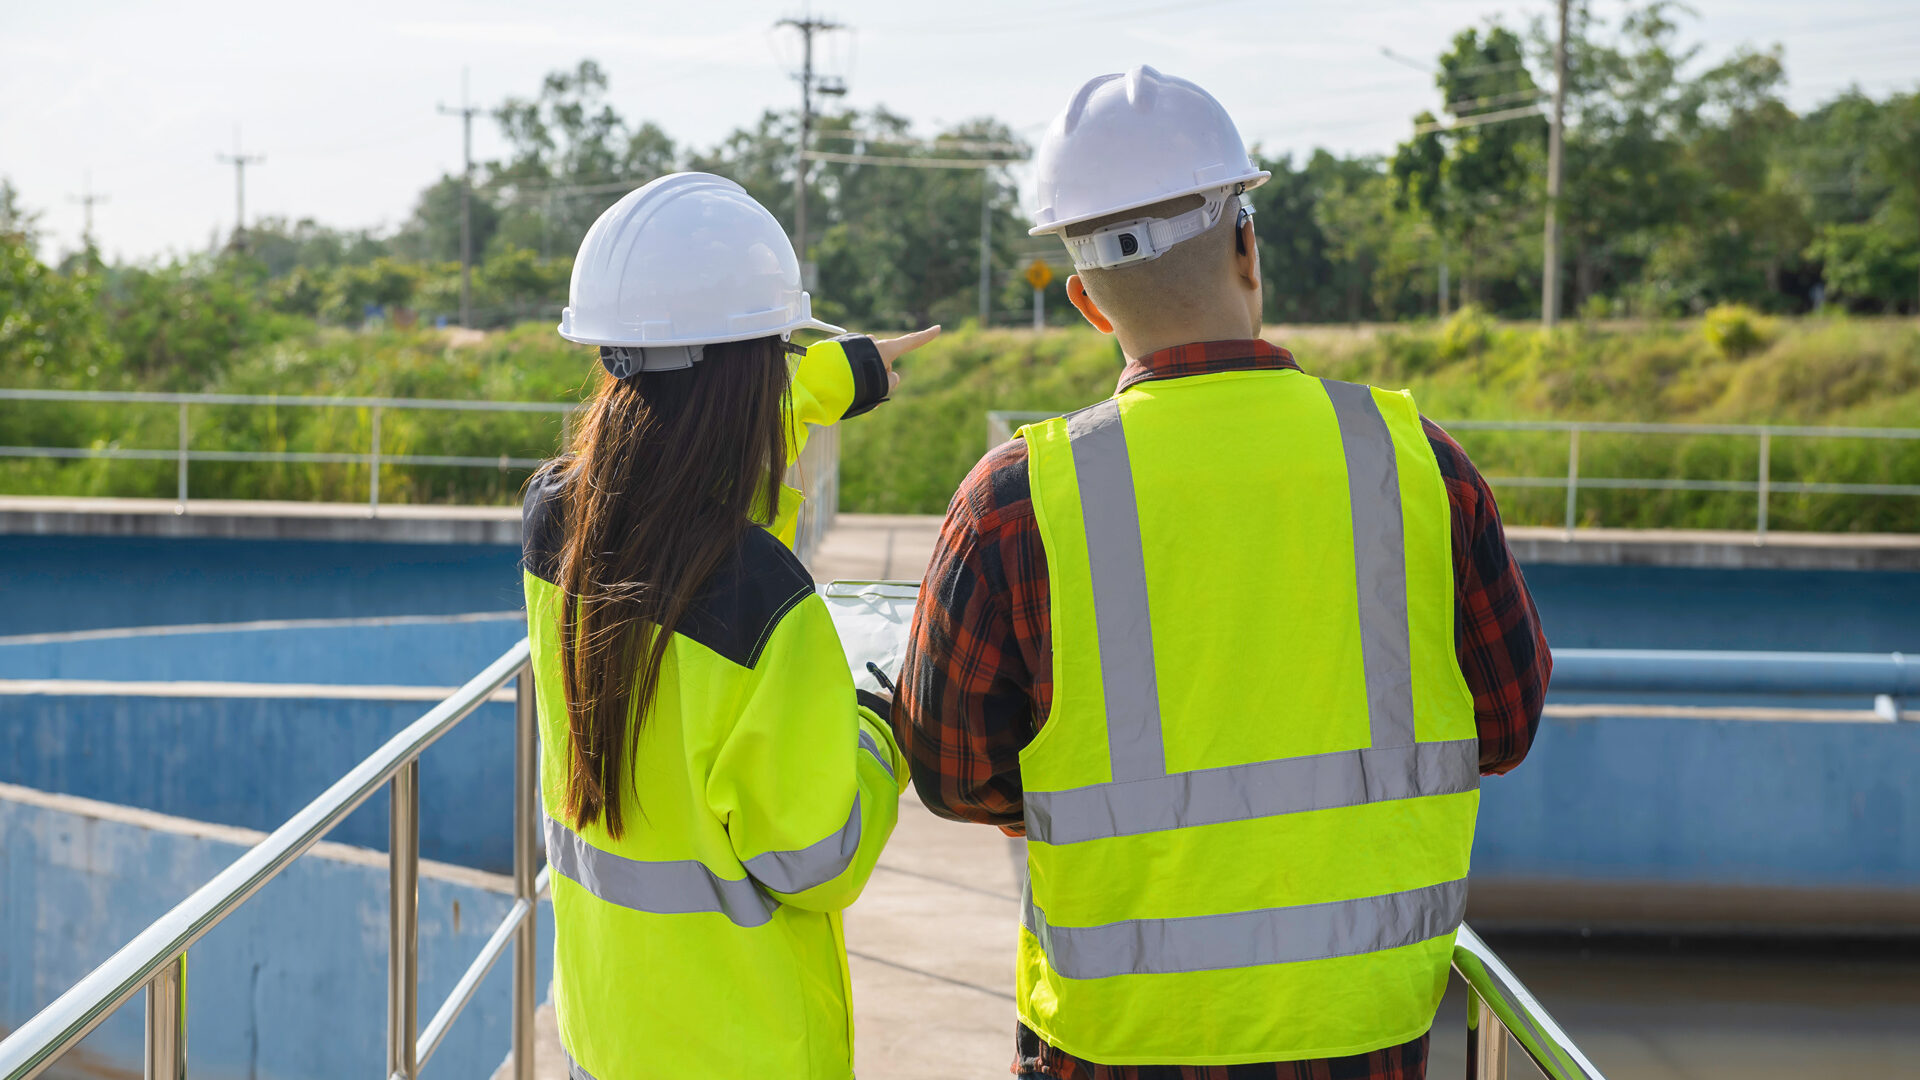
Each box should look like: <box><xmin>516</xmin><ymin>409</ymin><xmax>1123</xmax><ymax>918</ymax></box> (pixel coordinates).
<box><xmin>522</xmin><ymin>172</ymin><xmax>937</xmax><ymax>1078</ymax></box>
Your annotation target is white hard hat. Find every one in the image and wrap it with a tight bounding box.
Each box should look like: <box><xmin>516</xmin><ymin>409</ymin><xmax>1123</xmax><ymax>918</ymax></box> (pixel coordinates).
<box><xmin>1028</xmin><ymin>66</ymin><xmax>1269</xmax><ymax>271</ymax></box>
<box><xmin>558</xmin><ymin>172</ymin><xmax>844</xmax><ymax>375</ymax></box>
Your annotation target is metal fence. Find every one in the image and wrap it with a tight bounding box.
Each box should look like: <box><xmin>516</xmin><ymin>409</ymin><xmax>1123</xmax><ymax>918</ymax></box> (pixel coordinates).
<box><xmin>987</xmin><ymin>410</ymin><xmax>1920</xmax><ymax>539</ymax></box>
<box><xmin>0</xmin><ymin>641</ymin><xmax>542</xmax><ymax>1080</ymax></box>
<box><xmin>0</xmin><ymin>388</ymin><xmax>840</xmax><ymax>564</ymax></box>
<box><xmin>0</xmin><ymin>634</ymin><xmax>1622</xmax><ymax>1080</ymax></box>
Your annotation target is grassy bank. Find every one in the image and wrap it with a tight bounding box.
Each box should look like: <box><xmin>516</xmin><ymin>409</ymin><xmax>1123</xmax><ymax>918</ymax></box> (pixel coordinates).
<box><xmin>840</xmin><ymin>311</ymin><xmax>1920</xmax><ymax>533</ymax></box>
<box><xmin>3</xmin><ymin>311</ymin><xmax>1918</xmax><ymax>532</ymax></box>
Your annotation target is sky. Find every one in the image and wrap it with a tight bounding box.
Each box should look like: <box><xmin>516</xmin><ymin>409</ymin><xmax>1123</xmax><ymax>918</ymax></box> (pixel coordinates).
<box><xmin>3</xmin><ymin>0</ymin><xmax>1917</xmax><ymax>263</ymax></box>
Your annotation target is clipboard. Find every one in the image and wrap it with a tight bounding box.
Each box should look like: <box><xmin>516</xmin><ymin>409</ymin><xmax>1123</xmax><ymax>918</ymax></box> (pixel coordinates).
<box><xmin>817</xmin><ymin>580</ymin><xmax>919</xmax><ymax>694</ymax></box>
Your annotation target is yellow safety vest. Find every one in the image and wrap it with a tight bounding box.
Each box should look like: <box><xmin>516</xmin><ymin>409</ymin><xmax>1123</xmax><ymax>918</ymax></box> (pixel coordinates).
<box><xmin>524</xmin><ymin>338</ymin><xmax>905</xmax><ymax>1079</ymax></box>
<box><xmin>1016</xmin><ymin>368</ymin><xmax>1479</xmax><ymax>1065</ymax></box>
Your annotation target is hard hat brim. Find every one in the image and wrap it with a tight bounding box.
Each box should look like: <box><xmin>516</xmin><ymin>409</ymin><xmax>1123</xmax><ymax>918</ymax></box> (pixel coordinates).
<box><xmin>557</xmin><ymin>316</ymin><xmax>848</xmax><ymax>349</ymax></box>
<box><xmin>1028</xmin><ymin>171</ymin><xmax>1271</xmax><ymax>237</ymax></box>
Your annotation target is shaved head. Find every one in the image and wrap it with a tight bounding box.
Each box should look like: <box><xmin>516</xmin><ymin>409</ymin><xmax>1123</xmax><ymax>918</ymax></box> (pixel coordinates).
<box><xmin>1066</xmin><ymin>195</ymin><xmax>1242</xmax><ymax>334</ymax></box>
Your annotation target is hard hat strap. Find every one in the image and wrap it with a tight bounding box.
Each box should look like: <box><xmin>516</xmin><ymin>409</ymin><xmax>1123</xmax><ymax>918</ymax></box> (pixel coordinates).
<box><xmin>599</xmin><ymin>344</ymin><xmax>703</xmax><ymax>378</ymax></box>
<box><xmin>1061</xmin><ymin>187</ymin><xmax>1249</xmax><ymax>271</ymax></box>
<box><xmin>600</xmin><ymin>334</ymin><xmax>805</xmax><ymax>379</ymax></box>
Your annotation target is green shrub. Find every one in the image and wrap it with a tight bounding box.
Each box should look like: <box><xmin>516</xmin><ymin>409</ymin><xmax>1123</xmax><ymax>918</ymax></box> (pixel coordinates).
<box><xmin>1701</xmin><ymin>303</ymin><xmax>1777</xmax><ymax>359</ymax></box>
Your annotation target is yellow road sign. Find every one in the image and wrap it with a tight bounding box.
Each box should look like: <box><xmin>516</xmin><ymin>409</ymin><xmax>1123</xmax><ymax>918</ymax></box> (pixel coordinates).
<box><xmin>1025</xmin><ymin>258</ymin><xmax>1054</xmax><ymax>292</ymax></box>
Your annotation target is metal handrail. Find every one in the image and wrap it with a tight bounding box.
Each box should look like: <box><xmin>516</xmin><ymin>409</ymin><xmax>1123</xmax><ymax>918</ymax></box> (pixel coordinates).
<box><xmin>0</xmin><ymin>387</ymin><xmax>577</xmax><ymax>413</ymax></box>
<box><xmin>986</xmin><ymin>409</ymin><xmax>1920</xmax><ymax>538</ymax></box>
<box><xmin>0</xmin><ymin>386</ymin><xmax>842</xmax><ymax>564</ymax></box>
<box><xmin>1453</xmin><ymin>925</ymin><xmax>1606</xmax><ymax>1080</ymax></box>
<box><xmin>0</xmin><ymin>638</ymin><xmax>1620</xmax><ymax>1080</ymax></box>
<box><xmin>0</xmin><ymin>639</ymin><xmax>542</xmax><ymax>1080</ymax></box>
<box><xmin>1554</xmin><ymin>648</ymin><xmax>1918</xmax><ymax>697</ymax></box>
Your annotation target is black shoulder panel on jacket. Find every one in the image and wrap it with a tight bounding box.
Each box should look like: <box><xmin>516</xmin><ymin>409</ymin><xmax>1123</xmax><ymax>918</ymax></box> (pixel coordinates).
<box><xmin>677</xmin><ymin>528</ymin><xmax>815</xmax><ymax>670</ymax></box>
<box><xmin>521</xmin><ymin>458</ymin><xmax>570</xmax><ymax>585</ymax></box>
<box><xmin>520</xmin><ymin>462</ymin><xmax>813</xmax><ymax>671</ymax></box>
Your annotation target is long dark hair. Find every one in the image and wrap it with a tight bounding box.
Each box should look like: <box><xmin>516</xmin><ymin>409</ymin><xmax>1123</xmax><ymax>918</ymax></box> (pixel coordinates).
<box><xmin>555</xmin><ymin>337</ymin><xmax>791</xmax><ymax>838</ymax></box>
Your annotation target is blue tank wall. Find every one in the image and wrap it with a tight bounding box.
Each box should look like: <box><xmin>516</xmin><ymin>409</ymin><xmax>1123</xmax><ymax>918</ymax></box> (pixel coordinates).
<box><xmin>4</xmin><ymin>533</ymin><xmax>1920</xmax><ymax>654</ymax></box>
<box><xmin>0</xmin><ymin>694</ymin><xmax>519</xmax><ymax>871</ymax></box>
<box><xmin>0</xmin><ymin>616</ymin><xmax>527</xmax><ymax>686</ymax></box>
<box><xmin>2</xmin><ymin>532</ymin><xmax>1916</xmax><ymax>893</ymax></box>
<box><xmin>1521</xmin><ymin>562</ymin><xmax>1920</xmax><ymax>652</ymax></box>
<box><xmin>0</xmin><ymin>534</ymin><xmax>523</xmax><ymax>637</ymax></box>
<box><xmin>1476</xmin><ymin>713</ymin><xmax>1920</xmax><ymax>888</ymax></box>
<box><xmin>0</xmin><ymin>793</ymin><xmax>554</xmax><ymax>1080</ymax></box>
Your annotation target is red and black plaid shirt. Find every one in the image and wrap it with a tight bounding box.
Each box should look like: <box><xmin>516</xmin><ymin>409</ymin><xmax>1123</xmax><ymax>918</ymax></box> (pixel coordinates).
<box><xmin>893</xmin><ymin>339</ymin><xmax>1551</xmax><ymax>1080</ymax></box>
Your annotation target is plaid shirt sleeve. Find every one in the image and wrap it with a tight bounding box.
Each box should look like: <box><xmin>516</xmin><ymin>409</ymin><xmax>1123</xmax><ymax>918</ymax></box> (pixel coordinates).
<box><xmin>1424</xmin><ymin>417</ymin><xmax>1550</xmax><ymax>775</ymax></box>
<box><xmin>895</xmin><ymin>436</ymin><xmax>1050</xmax><ymax>832</ymax></box>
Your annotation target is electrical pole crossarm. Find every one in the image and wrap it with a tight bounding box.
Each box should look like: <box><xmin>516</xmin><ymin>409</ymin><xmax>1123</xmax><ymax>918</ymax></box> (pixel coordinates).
<box><xmin>775</xmin><ymin>14</ymin><xmax>848</xmax><ymax>289</ymax></box>
<box><xmin>215</xmin><ymin>135</ymin><xmax>266</xmax><ymax>254</ymax></box>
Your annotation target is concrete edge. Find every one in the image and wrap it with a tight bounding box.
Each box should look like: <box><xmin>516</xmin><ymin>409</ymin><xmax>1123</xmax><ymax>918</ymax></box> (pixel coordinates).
<box><xmin>1469</xmin><ymin>876</ymin><xmax>1920</xmax><ymax>935</ymax></box>
<box><xmin>1506</xmin><ymin>525</ymin><xmax>1920</xmax><ymax>571</ymax></box>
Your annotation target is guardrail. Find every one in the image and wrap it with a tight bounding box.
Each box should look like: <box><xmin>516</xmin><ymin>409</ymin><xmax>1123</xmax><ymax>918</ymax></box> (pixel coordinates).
<box><xmin>1455</xmin><ymin>925</ymin><xmax>1605</xmax><ymax>1080</ymax></box>
<box><xmin>0</xmin><ymin>387</ymin><xmax>839</xmax><ymax>564</ymax></box>
<box><xmin>0</xmin><ymin>635</ymin><xmax>1613</xmax><ymax>1080</ymax></box>
<box><xmin>0</xmin><ymin>640</ymin><xmax>543</xmax><ymax>1080</ymax></box>
<box><xmin>986</xmin><ymin>410</ymin><xmax>1920</xmax><ymax>540</ymax></box>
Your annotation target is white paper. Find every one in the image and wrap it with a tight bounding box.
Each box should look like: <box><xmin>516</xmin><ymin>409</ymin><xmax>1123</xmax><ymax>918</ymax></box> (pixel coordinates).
<box><xmin>817</xmin><ymin>580</ymin><xmax>920</xmax><ymax>693</ymax></box>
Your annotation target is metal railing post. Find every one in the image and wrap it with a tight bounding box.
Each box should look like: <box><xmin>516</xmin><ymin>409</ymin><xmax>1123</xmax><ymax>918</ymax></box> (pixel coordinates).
<box><xmin>1757</xmin><ymin>428</ymin><xmax>1771</xmax><ymax>544</ymax></box>
<box><xmin>142</xmin><ymin>954</ymin><xmax>186</xmax><ymax>1080</ymax></box>
<box><xmin>175</xmin><ymin>402</ymin><xmax>189</xmax><ymax>513</ymax></box>
<box><xmin>510</xmin><ymin>665</ymin><xmax>539</xmax><ymax>1080</ymax></box>
<box><xmin>1563</xmin><ymin>425</ymin><xmax>1581</xmax><ymax>536</ymax></box>
<box><xmin>1467</xmin><ymin>985</ymin><xmax>1510</xmax><ymax>1080</ymax></box>
<box><xmin>369</xmin><ymin>406</ymin><xmax>382</xmax><ymax>517</ymax></box>
<box><xmin>387</xmin><ymin>761</ymin><xmax>420</xmax><ymax>1080</ymax></box>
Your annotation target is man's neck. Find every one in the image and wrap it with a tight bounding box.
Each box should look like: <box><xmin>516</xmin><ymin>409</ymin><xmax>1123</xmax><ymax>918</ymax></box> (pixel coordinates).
<box><xmin>1112</xmin><ymin>307</ymin><xmax>1256</xmax><ymax>361</ymax></box>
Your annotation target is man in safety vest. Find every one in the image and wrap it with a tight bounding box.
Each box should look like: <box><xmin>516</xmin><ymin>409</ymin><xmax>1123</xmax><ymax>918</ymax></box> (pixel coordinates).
<box><xmin>894</xmin><ymin>67</ymin><xmax>1551</xmax><ymax>1078</ymax></box>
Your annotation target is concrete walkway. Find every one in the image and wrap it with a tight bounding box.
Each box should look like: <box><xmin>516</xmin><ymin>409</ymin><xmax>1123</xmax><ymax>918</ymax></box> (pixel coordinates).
<box><xmin>806</xmin><ymin>513</ymin><xmax>945</xmax><ymax>584</ymax></box>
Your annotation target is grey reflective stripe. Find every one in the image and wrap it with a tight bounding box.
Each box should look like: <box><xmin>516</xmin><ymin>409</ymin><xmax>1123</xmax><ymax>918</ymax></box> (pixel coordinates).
<box><xmin>858</xmin><ymin>728</ymin><xmax>894</xmax><ymax>780</ymax></box>
<box><xmin>1023</xmin><ymin>877</ymin><xmax>1466</xmax><ymax>979</ymax></box>
<box><xmin>565</xmin><ymin>1051</ymin><xmax>598</xmax><ymax>1080</ymax></box>
<box><xmin>544</xmin><ymin>813</ymin><xmax>778</xmax><ymax>928</ymax></box>
<box><xmin>1025</xmin><ymin>737</ymin><xmax>1478</xmax><ymax>845</ymax></box>
<box><xmin>1324</xmin><ymin>379</ymin><xmax>1417</xmax><ymax>749</ymax></box>
<box><xmin>742</xmin><ymin>797</ymin><xmax>861</xmax><ymax>895</ymax></box>
<box><xmin>1066</xmin><ymin>400</ymin><xmax>1164</xmax><ymax>781</ymax></box>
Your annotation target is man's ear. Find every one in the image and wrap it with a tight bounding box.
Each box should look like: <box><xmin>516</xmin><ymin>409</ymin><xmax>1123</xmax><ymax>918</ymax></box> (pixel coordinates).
<box><xmin>1235</xmin><ymin>215</ymin><xmax>1260</xmax><ymax>290</ymax></box>
<box><xmin>1067</xmin><ymin>275</ymin><xmax>1113</xmax><ymax>334</ymax></box>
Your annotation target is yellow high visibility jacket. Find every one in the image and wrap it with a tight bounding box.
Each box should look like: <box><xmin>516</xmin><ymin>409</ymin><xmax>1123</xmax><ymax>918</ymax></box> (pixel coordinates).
<box><xmin>1015</xmin><ymin>368</ymin><xmax>1479</xmax><ymax>1065</ymax></box>
<box><xmin>523</xmin><ymin>336</ymin><xmax>905</xmax><ymax>1079</ymax></box>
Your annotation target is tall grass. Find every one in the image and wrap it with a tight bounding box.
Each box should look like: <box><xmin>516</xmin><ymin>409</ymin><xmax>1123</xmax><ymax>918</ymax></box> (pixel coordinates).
<box><xmin>4</xmin><ymin>311</ymin><xmax>1918</xmax><ymax>532</ymax></box>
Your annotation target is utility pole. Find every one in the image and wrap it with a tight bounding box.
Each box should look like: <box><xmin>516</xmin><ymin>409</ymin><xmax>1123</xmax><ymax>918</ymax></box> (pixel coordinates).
<box><xmin>68</xmin><ymin>172</ymin><xmax>108</xmax><ymax>259</ymax></box>
<box><xmin>1541</xmin><ymin>0</ymin><xmax>1569</xmax><ymax>327</ymax></box>
<box><xmin>979</xmin><ymin>170</ymin><xmax>995</xmax><ymax>326</ymax></box>
<box><xmin>439</xmin><ymin>69</ymin><xmax>480</xmax><ymax>329</ymax></box>
<box><xmin>776</xmin><ymin>12</ymin><xmax>846</xmax><ymax>287</ymax></box>
<box><xmin>216</xmin><ymin>129</ymin><xmax>265</xmax><ymax>254</ymax></box>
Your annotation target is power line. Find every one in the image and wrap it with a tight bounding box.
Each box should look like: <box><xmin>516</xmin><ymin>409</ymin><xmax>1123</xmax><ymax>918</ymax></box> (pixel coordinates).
<box><xmin>1412</xmin><ymin>104</ymin><xmax>1545</xmax><ymax>135</ymax></box>
<box><xmin>801</xmin><ymin>149</ymin><xmax>1026</xmax><ymax>169</ymax></box>
<box><xmin>776</xmin><ymin>12</ymin><xmax>848</xmax><ymax>288</ymax></box>
<box><xmin>438</xmin><ymin>69</ymin><xmax>481</xmax><ymax>329</ymax></box>
<box><xmin>812</xmin><ymin>132</ymin><xmax>1030</xmax><ymax>154</ymax></box>
<box><xmin>215</xmin><ymin>127</ymin><xmax>265</xmax><ymax>254</ymax></box>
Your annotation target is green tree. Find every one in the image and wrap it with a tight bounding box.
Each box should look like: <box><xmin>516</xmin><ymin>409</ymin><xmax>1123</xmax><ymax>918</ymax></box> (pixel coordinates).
<box><xmin>1392</xmin><ymin>23</ymin><xmax>1546</xmax><ymax>312</ymax></box>
<box><xmin>392</xmin><ymin>176</ymin><xmax>500</xmax><ymax>264</ymax></box>
<box><xmin>489</xmin><ymin>60</ymin><xmax>680</xmax><ymax>257</ymax></box>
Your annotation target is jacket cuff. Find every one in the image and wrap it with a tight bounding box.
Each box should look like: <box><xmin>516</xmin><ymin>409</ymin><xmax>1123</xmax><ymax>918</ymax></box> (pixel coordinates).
<box><xmin>855</xmin><ymin>688</ymin><xmax>893</xmax><ymax>722</ymax></box>
<box><xmin>835</xmin><ymin>334</ymin><xmax>891</xmax><ymax>419</ymax></box>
